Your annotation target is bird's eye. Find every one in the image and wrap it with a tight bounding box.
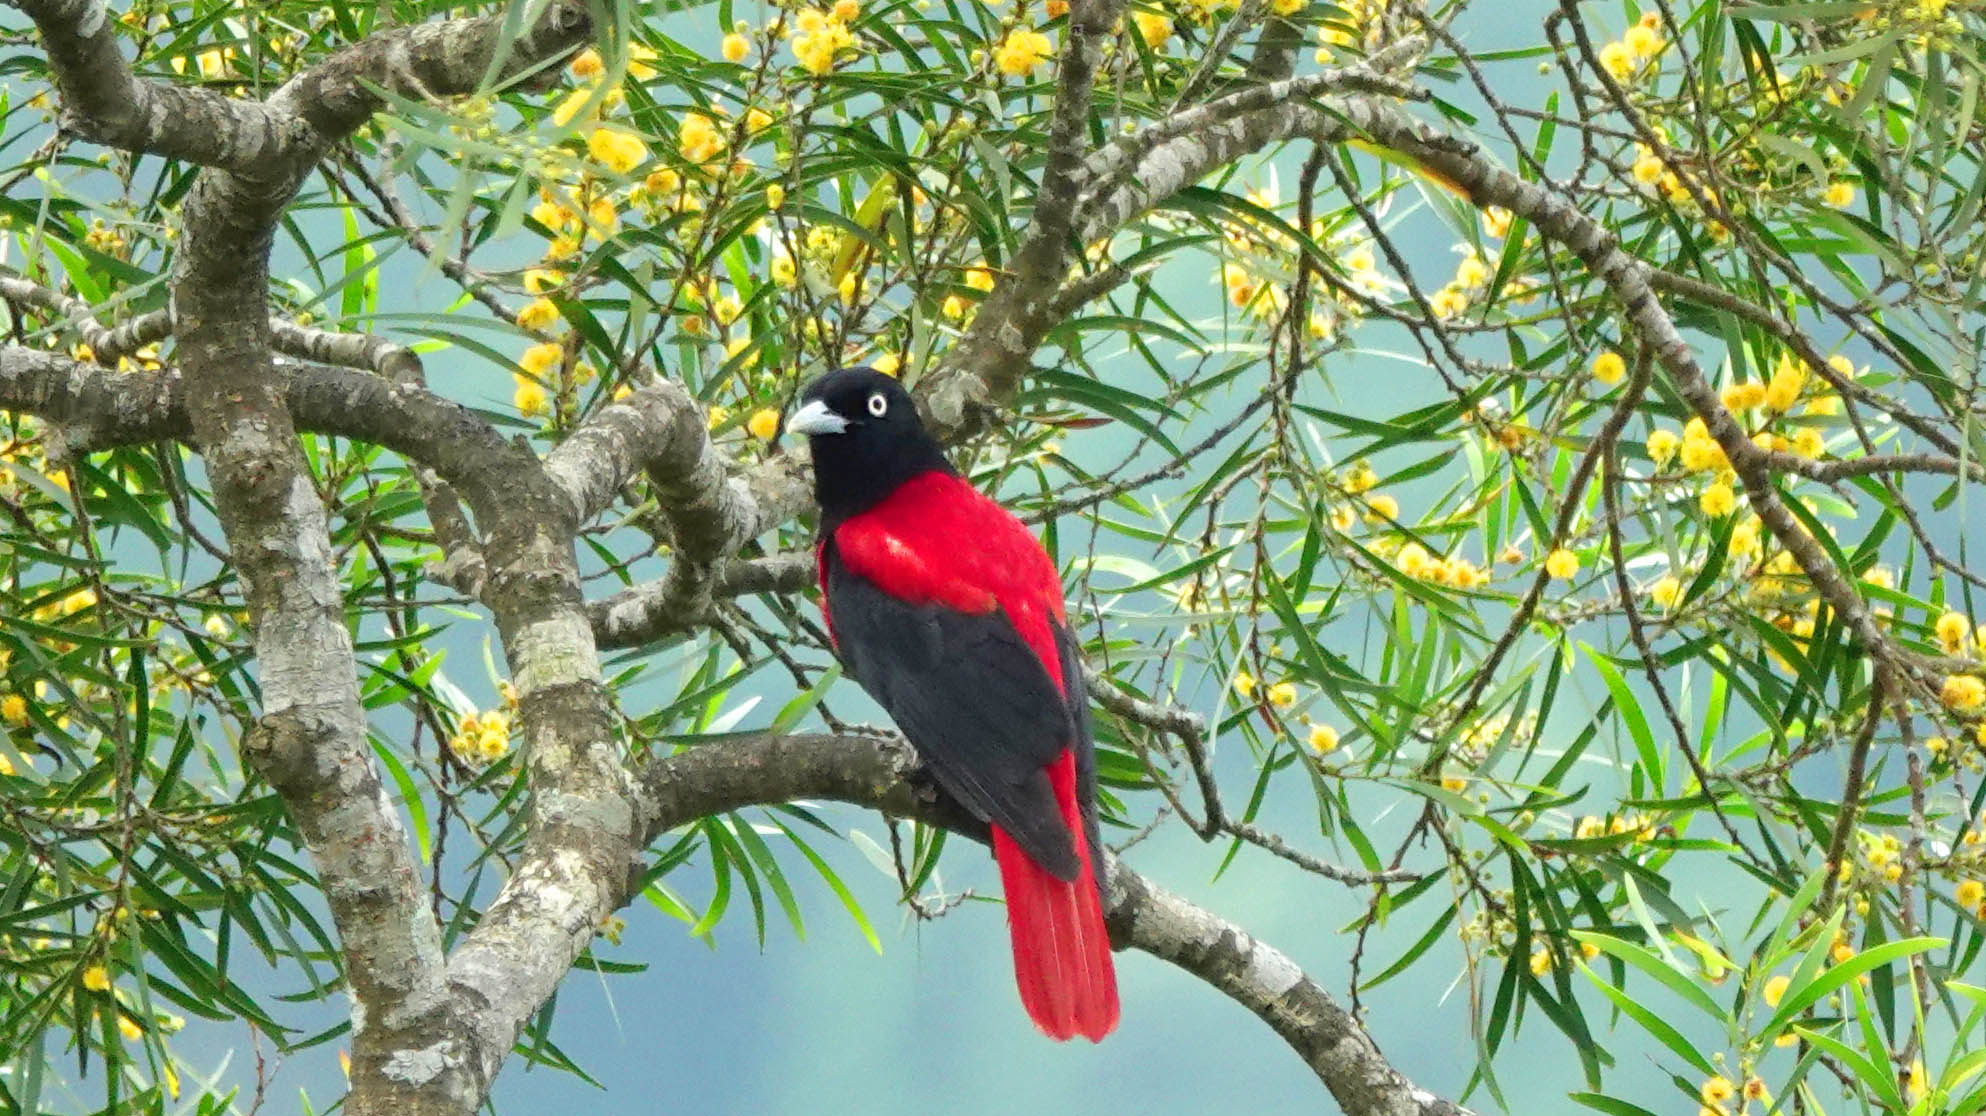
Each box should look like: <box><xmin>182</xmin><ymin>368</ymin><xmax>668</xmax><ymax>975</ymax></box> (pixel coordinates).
<box><xmin>866</xmin><ymin>392</ymin><xmax>888</xmax><ymax>418</ymax></box>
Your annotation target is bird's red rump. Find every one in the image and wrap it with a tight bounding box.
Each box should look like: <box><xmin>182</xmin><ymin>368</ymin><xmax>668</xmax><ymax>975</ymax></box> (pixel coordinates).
<box><xmin>992</xmin><ymin>750</ymin><xmax>1119</xmax><ymax>1042</ymax></box>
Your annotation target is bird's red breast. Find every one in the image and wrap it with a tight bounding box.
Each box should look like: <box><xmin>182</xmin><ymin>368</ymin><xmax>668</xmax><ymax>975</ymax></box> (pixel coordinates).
<box><xmin>827</xmin><ymin>470</ymin><xmax>1069</xmax><ymax>694</ymax></box>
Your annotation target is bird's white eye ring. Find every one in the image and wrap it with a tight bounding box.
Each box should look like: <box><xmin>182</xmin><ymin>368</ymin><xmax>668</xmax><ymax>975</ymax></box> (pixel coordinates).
<box><xmin>866</xmin><ymin>392</ymin><xmax>888</xmax><ymax>418</ymax></box>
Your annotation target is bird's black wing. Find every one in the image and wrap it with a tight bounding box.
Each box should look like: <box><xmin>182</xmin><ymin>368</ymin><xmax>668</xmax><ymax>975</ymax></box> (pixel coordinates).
<box><xmin>823</xmin><ymin>543</ymin><xmax>1081</xmax><ymax>880</ymax></box>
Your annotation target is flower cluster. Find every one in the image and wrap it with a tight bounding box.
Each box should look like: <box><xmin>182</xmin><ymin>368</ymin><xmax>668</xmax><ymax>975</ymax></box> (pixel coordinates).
<box><xmin>449</xmin><ymin>705</ymin><xmax>515</xmax><ymax>767</ymax></box>
<box><xmin>790</xmin><ymin>4</ymin><xmax>860</xmax><ymax>76</ymax></box>
<box><xmin>1597</xmin><ymin>13</ymin><xmax>1666</xmax><ymax>83</ymax></box>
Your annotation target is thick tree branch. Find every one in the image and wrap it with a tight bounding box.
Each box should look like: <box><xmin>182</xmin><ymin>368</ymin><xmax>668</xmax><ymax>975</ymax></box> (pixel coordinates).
<box><xmin>634</xmin><ymin>732</ymin><xmax>1469</xmax><ymax>1116</ymax></box>
<box><xmin>7</xmin><ymin>0</ymin><xmax>286</xmax><ymax>171</ymax></box>
<box><xmin>590</xmin><ymin>552</ymin><xmax>815</xmax><ymax>648</ymax></box>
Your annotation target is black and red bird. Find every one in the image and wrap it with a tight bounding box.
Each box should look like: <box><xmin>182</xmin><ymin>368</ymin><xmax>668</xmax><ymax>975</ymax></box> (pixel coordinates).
<box><xmin>786</xmin><ymin>366</ymin><xmax>1119</xmax><ymax>1042</ymax></box>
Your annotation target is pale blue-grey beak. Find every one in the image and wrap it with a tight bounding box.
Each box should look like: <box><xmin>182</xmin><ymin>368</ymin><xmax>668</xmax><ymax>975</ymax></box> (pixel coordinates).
<box><xmin>785</xmin><ymin>398</ymin><xmax>848</xmax><ymax>437</ymax></box>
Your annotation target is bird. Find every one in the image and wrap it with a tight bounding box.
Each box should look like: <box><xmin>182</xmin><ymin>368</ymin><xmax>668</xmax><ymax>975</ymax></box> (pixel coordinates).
<box><xmin>784</xmin><ymin>365</ymin><xmax>1119</xmax><ymax>1042</ymax></box>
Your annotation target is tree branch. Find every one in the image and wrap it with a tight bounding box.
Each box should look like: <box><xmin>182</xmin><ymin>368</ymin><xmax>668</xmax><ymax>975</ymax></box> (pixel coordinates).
<box><xmin>634</xmin><ymin>731</ymin><xmax>1472</xmax><ymax>1116</ymax></box>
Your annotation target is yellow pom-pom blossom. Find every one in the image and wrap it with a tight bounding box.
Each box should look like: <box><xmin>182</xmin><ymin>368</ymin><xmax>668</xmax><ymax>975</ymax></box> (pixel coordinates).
<box><xmin>569</xmin><ymin>48</ymin><xmax>604</xmax><ymax>79</ymax></box>
<box><xmin>870</xmin><ymin>352</ymin><xmax>900</xmax><ymax>377</ymax></box>
<box><xmin>1233</xmin><ymin>671</ymin><xmax>1256</xmax><ymax>698</ymax></box>
<box><xmin>513</xmin><ymin>380</ymin><xmax>549</xmax><ymax>417</ymax></box>
<box><xmin>516</xmin><ymin>298</ymin><xmax>559</xmax><ymax>333</ymax></box>
<box><xmin>1307</xmin><ymin>724</ymin><xmax>1341</xmax><ymax>754</ymax></box>
<box><xmin>1958</xmin><ymin>879</ymin><xmax>1984</xmax><ymax>909</ymax></box>
<box><xmin>1943</xmin><ymin>674</ymin><xmax>1986</xmax><ymax>712</ymax></box>
<box><xmin>747</xmin><ymin>408</ymin><xmax>780</xmax><ymax>440</ymax></box>
<box><xmin>1762</xmin><ymin>973</ymin><xmax>1790</xmax><ymax>1007</ymax></box>
<box><xmin>520</xmin><ymin>342</ymin><xmax>563</xmax><ymax>376</ymax></box>
<box><xmin>1722</xmin><ymin>380</ymin><xmax>1766</xmax><ymax>412</ymax></box>
<box><xmin>1935</xmin><ymin>611</ymin><xmax>1971</xmax><ymax>654</ymax></box>
<box><xmin>1591</xmin><ymin>350</ymin><xmax>1626</xmax><ymax>385</ymax></box>
<box><xmin>764</xmin><ymin>183</ymin><xmax>786</xmax><ymax>211</ymax></box>
<box><xmin>1649</xmin><ymin>575</ymin><xmax>1682</xmax><ymax>609</ymax></box>
<box><xmin>722</xmin><ymin>33</ymin><xmax>751</xmax><ymax>62</ymax></box>
<box><xmin>1545</xmin><ymin>548</ymin><xmax>1579</xmax><ymax>580</ymax></box>
<box><xmin>83</xmin><ymin>965</ymin><xmax>112</xmax><ymax>991</ymax></box>
<box><xmin>1599</xmin><ymin>40</ymin><xmax>1635</xmax><ymax>81</ymax></box>
<box><xmin>1364</xmin><ymin>492</ymin><xmax>1399</xmax><ymax>522</ymax></box>
<box><xmin>1267</xmin><ymin>681</ymin><xmax>1298</xmax><ymax>708</ymax></box>
<box><xmin>1646</xmin><ymin>428</ymin><xmax>1680</xmax><ymax>467</ymax></box>
<box><xmin>993</xmin><ymin>28</ymin><xmax>1054</xmax><ymax>76</ymax></box>
<box><xmin>3</xmin><ymin>693</ymin><xmax>32</xmax><ymax>726</ymax></box>
<box><xmin>586</xmin><ymin>127</ymin><xmax>648</xmax><ymax>175</ymax></box>
<box><xmin>1624</xmin><ymin>23</ymin><xmax>1663</xmax><ymax>60</ymax></box>
<box><xmin>1824</xmin><ymin>180</ymin><xmax>1856</xmax><ymax>209</ymax></box>
<box><xmin>1700</xmin><ymin>1076</ymin><xmax>1735</xmax><ymax>1105</ymax></box>
<box><xmin>1132</xmin><ymin>11</ymin><xmax>1173</xmax><ymax>48</ymax></box>
<box><xmin>1700</xmin><ymin>481</ymin><xmax>1737</xmax><ymax>518</ymax></box>
<box><xmin>1764</xmin><ymin>357</ymin><xmax>1805</xmax><ymax>412</ymax></box>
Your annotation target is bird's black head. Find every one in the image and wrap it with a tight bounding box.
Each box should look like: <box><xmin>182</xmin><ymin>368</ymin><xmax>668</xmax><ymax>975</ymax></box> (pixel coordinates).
<box><xmin>786</xmin><ymin>366</ymin><xmax>955</xmax><ymax>528</ymax></box>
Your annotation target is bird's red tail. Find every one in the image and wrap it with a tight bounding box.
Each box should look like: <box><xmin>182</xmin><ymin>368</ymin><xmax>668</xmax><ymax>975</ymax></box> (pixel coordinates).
<box><xmin>991</xmin><ymin>751</ymin><xmax>1119</xmax><ymax>1042</ymax></box>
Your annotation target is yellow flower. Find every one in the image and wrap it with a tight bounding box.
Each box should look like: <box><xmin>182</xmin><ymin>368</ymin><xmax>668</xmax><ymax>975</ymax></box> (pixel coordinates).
<box><xmin>1624</xmin><ymin>24</ymin><xmax>1663</xmax><ymax>59</ymax></box>
<box><xmin>0</xmin><ymin>753</ymin><xmax>13</xmax><ymax>776</ymax></box>
<box><xmin>1764</xmin><ymin>358</ymin><xmax>1805</xmax><ymax>412</ymax></box>
<box><xmin>1429</xmin><ymin>286</ymin><xmax>1470</xmax><ymax>319</ymax></box>
<box><xmin>1454</xmin><ymin>253</ymin><xmax>1490</xmax><ymax>289</ymax></box>
<box><xmin>833</xmin><ymin>0</ymin><xmax>860</xmax><ymax>20</ymax></box>
<box><xmin>769</xmin><ymin>254</ymin><xmax>797</xmax><ymax>288</ymax></box>
<box><xmin>1644</xmin><ymin>428</ymin><xmax>1680</xmax><ymax>467</ymax></box>
<box><xmin>1267</xmin><ymin>681</ymin><xmax>1297</xmax><ymax>708</ymax></box>
<box><xmin>1762</xmin><ymin>973</ymin><xmax>1790</xmax><ymax>1006</ymax></box>
<box><xmin>61</xmin><ymin>587</ymin><xmax>96</xmax><ymax>615</ymax></box>
<box><xmin>1824</xmin><ymin>181</ymin><xmax>1856</xmax><ymax>209</ymax></box>
<box><xmin>1599</xmin><ymin>40</ymin><xmax>1635</xmax><ymax>81</ymax></box>
<box><xmin>1132</xmin><ymin>11</ymin><xmax>1172</xmax><ymax>48</ymax></box>
<box><xmin>1935</xmin><ymin>611</ymin><xmax>1971</xmax><ymax>654</ymax></box>
<box><xmin>513</xmin><ymin>380</ymin><xmax>549</xmax><ymax>417</ymax></box>
<box><xmin>1649</xmin><ymin>575</ymin><xmax>1682</xmax><ymax>609</ymax></box>
<box><xmin>587</xmin><ymin>127</ymin><xmax>648</xmax><ymax>175</ymax></box>
<box><xmin>569</xmin><ymin>48</ymin><xmax>604</xmax><ymax>79</ymax></box>
<box><xmin>1742</xmin><ymin>1077</ymin><xmax>1769</xmax><ymax>1103</ymax></box>
<box><xmin>994</xmin><ymin>28</ymin><xmax>1054</xmax><ymax>76</ymax></box>
<box><xmin>1307</xmin><ymin>724</ymin><xmax>1341</xmax><ymax>754</ymax></box>
<box><xmin>747</xmin><ymin>408</ymin><xmax>780</xmax><ymax>440</ymax></box>
<box><xmin>870</xmin><ymin>352</ymin><xmax>900</xmax><ymax>377</ymax></box>
<box><xmin>1397</xmin><ymin>542</ymin><xmax>1431</xmax><ymax>578</ymax></box>
<box><xmin>1632</xmin><ymin>149</ymin><xmax>1665</xmax><ymax>188</ymax></box>
<box><xmin>1959</xmin><ymin>879</ymin><xmax>1984</xmax><ymax>909</ymax></box>
<box><xmin>1590</xmin><ymin>350</ymin><xmax>1625</xmax><ymax>385</ymax></box>
<box><xmin>516</xmin><ymin>298</ymin><xmax>560</xmax><ymax>332</ymax></box>
<box><xmin>1700</xmin><ymin>481</ymin><xmax>1737</xmax><ymax>518</ymax></box>
<box><xmin>118</xmin><ymin>1014</ymin><xmax>144</xmax><ymax>1041</ymax></box>
<box><xmin>587</xmin><ymin>196</ymin><xmax>619</xmax><ymax>235</ymax></box>
<box><xmin>765</xmin><ymin>183</ymin><xmax>786</xmax><ymax>211</ymax></box>
<box><xmin>1544</xmin><ymin>548</ymin><xmax>1579</xmax><ymax>580</ymax></box>
<box><xmin>706</xmin><ymin>404</ymin><xmax>730</xmax><ymax>430</ymax></box>
<box><xmin>1342</xmin><ymin>245</ymin><xmax>1376</xmax><ymax>274</ymax></box>
<box><xmin>1700</xmin><ymin>1075</ymin><xmax>1735</xmax><ymax>1105</ymax></box>
<box><xmin>83</xmin><ymin>965</ymin><xmax>112</xmax><ymax>991</ymax></box>
<box><xmin>520</xmin><ymin>342</ymin><xmax>563</xmax><ymax>376</ymax></box>
<box><xmin>1233</xmin><ymin>671</ymin><xmax>1256</xmax><ymax>698</ymax></box>
<box><xmin>722</xmin><ymin>33</ymin><xmax>751</xmax><ymax>62</ymax></box>
<box><xmin>1364</xmin><ymin>492</ymin><xmax>1399</xmax><ymax>521</ymax></box>
<box><xmin>1722</xmin><ymin>381</ymin><xmax>1766</xmax><ymax>412</ymax></box>
<box><xmin>1529</xmin><ymin>949</ymin><xmax>1553</xmax><ymax>976</ymax></box>
<box><xmin>1481</xmin><ymin>207</ymin><xmax>1512</xmax><ymax>238</ymax></box>
<box><xmin>1791</xmin><ymin>428</ymin><xmax>1825</xmax><ymax>459</ymax></box>
<box><xmin>1942</xmin><ymin>674</ymin><xmax>1986</xmax><ymax>712</ymax></box>
<box><xmin>524</xmin><ymin>268</ymin><xmax>565</xmax><ymax>294</ymax></box>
